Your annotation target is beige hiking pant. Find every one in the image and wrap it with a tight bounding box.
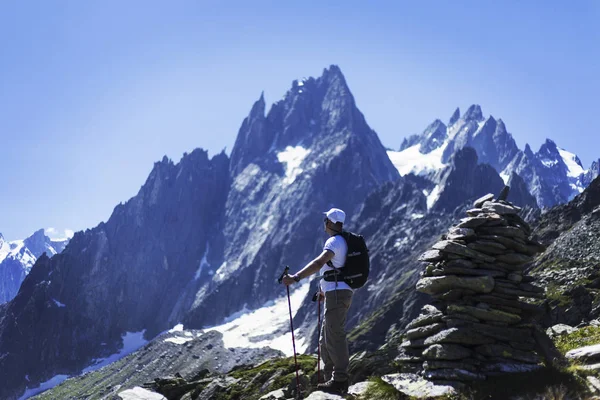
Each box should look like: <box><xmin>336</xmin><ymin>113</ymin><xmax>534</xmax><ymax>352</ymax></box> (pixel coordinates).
<box><xmin>320</xmin><ymin>289</ymin><xmax>353</xmax><ymax>382</ymax></box>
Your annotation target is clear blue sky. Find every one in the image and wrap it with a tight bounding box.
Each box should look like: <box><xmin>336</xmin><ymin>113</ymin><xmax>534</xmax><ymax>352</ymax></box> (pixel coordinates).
<box><xmin>1</xmin><ymin>1</ymin><xmax>598</xmax><ymax>240</ymax></box>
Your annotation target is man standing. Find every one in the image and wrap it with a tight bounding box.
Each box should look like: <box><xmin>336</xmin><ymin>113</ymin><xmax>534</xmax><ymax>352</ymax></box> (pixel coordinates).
<box><xmin>281</xmin><ymin>207</ymin><xmax>353</xmax><ymax>395</ymax></box>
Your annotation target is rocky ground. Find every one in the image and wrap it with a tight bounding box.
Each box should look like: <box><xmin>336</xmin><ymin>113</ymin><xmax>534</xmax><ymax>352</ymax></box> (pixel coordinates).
<box><xmin>34</xmin><ymin>329</ymin><xmax>281</xmax><ymax>400</ymax></box>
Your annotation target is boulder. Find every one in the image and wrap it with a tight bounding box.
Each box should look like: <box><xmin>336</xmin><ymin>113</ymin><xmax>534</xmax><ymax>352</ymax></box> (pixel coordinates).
<box><xmin>546</xmin><ymin>324</ymin><xmax>577</xmax><ymax>339</ymax></box>
<box><xmin>259</xmin><ymin>389</ymin><xmax>287</xmax><ymax>400</ymax></box>
<box><xmin>381</xmin><ymin>373</ymin><xmax>457</xmax><ymax>398</ymax></box>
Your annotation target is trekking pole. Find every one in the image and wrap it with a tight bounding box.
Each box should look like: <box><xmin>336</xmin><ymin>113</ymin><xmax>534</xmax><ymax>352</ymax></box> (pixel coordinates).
<box><xmin>317</xmin><ymin>294</ymin><xmax>322</xmax><ymax>383</ymax></box>
<box><xmin>312</xmin><ymin>290</ymin><xmax>322</xmax><ymax>384</ymax></box>
<box><xmin>278</xmin><ymin>266</ymin><xmax>301</xmax><ymax>397</ymax></box>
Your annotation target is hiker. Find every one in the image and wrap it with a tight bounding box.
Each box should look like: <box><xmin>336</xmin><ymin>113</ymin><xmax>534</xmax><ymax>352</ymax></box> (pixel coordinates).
<box><xmin>281</xmin><ymin>207</ymin><xmax>353</xmax><ymax>395</ymax></box>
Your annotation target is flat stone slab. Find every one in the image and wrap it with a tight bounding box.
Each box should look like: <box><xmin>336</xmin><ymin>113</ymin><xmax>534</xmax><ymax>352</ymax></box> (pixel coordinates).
<box><xmin>447</xmin><ymin>305</ymin><xmax>521</xmax><ymax>324</ymax></box>
<box><xmin>304</xmin><ymin>391</ymin><xmax>345</xmax><ymax>399</ymax></box>
<box><xmin>406</xmin><ymin>322</ymin><xmax>446</xmax><ymax>340</ymax></box>
<box><xmin>587</xmin><ymin>376</ymin><xmax>600</xmax><ymax>393</ymax></box>
<box><xmin>423</xmin><ymin>368</ymin><xmax>485</xmax><ymax>381</ymax></box>
<box><xmin>566</xmin><ymin>344</ymin><xmax>600</xmax><ymax>362</ymax></box>
<box><xmin>496</xmin><ymin>253</ymin><xmax>533</xmax><ymax>265</ymax></box>
<box><xmin>423</xmin><ymin>344</ymin><xmax>472</xmax><ymax>360</ymax></box>
<box><xmin>481</xmin><ymin>362</ymin><xmax>543</xmax><ymax>374</ymax></box>
<box><xmin>474</xmin><ymin>193</ymin><xmax>495</xmax><ymax>208</ymax></box>
<box><xmin>381</xmin><ymin>373</ymin><xmax>457</xmax><ymax>398</ymax></box>
<box><xmin>118</xmin><ymin>387</ymin><xmax>167</xmax><ymax>400</ymax></box>
<box><xmin>475</xmin><ymin>344</ymin><xmax>540</xmax><ymax>364</ymax></box>
<box><xmin>433</xmin><ymin>240</ymin><xmax>495</xmax><ymax>262</ymax></box>
<box><xmin>416</xmin><ymin>275</ymin><xmax>495</xmax><ymax>295</ymax></box>
<box><xmin>482</xmin><ymin>201</ymin><xmax>521</xmax><ymax>215</ymax></box>
<box><xmin>419</xmin><ymin>249</ymin><xmax>445</xmax><ymax>262</ymax></box>
<box><xmin>478</xmin><ymin>226</ymin><xmax>526</xmax><ymax>240</ymax></box>
<box><xmin>447</xmin><ymin>227</ymin><xmax>476</xmax><ymax>240</ymax></box>
<box><xmin>259</xmin><ymin>388</ymin><xmax>287</xmax><ymax>399</ymax></box>
<box><xmin>456</xmin><ymin>216</ymin><xmax>489</xmax><ymax>228</ymax></box>
<box><xmin>424</xmin><ymin>328</ymin><xmax>496</xmax><ymax>346</ymax></box>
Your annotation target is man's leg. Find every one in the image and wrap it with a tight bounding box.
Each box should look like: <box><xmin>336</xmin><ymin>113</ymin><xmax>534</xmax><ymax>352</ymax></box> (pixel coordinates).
<box><xmin>319</xmin><ymin>319</ymin><xmax>333</xmax><ymax>382</ymax></box>
<box><xmin>323</xmin><ymin>290</ymin><xmax>353</xmax><ymax>382</ymax></box>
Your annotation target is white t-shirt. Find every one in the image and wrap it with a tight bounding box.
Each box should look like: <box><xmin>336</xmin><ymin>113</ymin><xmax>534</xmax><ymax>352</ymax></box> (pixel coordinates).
<box><xmin>320</xmin><ymin>235</ymin><xmax>352</xmax><ymax>292</ymax></box>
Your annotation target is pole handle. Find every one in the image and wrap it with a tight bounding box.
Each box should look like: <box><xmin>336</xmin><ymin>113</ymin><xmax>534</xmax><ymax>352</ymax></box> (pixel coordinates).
<box><xmin>277</xmin><ymin>265</ymin><xmax>290</xmax><ymax>284</ymax></box>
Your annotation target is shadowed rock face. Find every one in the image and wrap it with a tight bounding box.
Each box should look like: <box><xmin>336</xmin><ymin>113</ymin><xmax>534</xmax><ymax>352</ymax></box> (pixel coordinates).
<box><xmin>529</xmin><ymin>175</ymin><xmax>600</xmax><ymax>326</ymax></box>
<box><xmin>0</xmin><ymin>149</ymin><xmax>230</xmax><ymax>400</ymax></box>
<box><xmin>182</xmin><ymin>65</ymin><xmax>399</xmax><ymax>329</ymax></box>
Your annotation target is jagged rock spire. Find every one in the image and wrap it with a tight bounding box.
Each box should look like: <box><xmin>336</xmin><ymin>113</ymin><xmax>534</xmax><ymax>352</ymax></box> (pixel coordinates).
<box><xmin>463</xmin><ymin>104</ymin><xmax>484</xmax><ymax>122</ymax></box>
<box><xmin>449</xmin><ymin>107</ymin><xmax>460</xmax><ymax>126</ymax></box>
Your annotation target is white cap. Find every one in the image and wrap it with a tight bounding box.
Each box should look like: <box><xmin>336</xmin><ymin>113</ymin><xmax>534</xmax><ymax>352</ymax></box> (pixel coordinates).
<box><xmin>323</xmin><ymin>208</ymin><xmax>346</xmax><ymax>224</ymax></box>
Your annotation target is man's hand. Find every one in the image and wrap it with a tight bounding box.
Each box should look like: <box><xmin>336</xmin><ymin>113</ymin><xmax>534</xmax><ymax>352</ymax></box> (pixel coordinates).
<box><xmin>281</xmin><ymin>274</ymin><xmax>298</xmax><ymax>286</ymax></box>
<box><xmin>316</xmin><ymin>290</ymin><xmax>325</xmax><ymax>302</ymax></box>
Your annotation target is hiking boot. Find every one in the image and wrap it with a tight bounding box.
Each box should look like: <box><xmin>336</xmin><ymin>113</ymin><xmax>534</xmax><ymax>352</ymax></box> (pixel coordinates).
<box><xmin>316</xmin><ymin>379</ymin><xmax>348</xmax><ymax>395</ymax></box>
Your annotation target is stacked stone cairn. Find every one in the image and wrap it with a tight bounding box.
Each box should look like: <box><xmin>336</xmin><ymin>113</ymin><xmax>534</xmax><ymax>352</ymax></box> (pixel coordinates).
<box><xmin>399</xmin><ymin>188</ymin><xmax>547</xmax><ymax>385</ymax></box>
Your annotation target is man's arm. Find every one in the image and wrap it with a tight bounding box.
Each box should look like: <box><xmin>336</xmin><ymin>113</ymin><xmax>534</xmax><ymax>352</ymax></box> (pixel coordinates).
<box><xmin>282</xmin><ymin>250</ymin><xmax>334</xmax><ymax>286</ymax></box>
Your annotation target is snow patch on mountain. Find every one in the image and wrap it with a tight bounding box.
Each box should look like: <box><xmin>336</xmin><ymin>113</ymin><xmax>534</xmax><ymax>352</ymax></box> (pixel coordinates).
<box><xmin>202</xmin><ymin>282</ymin><xmax>311</xmax><ymax>356</ymax></box>
<box><xmin>558</xmin><ymin>148</ymin><xmax>585</xmax><ymax>178</ymax></box>
<box><xmin>195</xmin><ymin>243</ymin><xmax>210</xmax><ymax>280</ymax></box>
<box><xmin>52</xmin><ymin>299</ymin><xmax>66</xmax><ymax>308</ymax></box>
<box><xmin>18</xmin><ymin>374</ymin><xmax>70</xmax><ymax>400</ymax></box>
<box><xmin>471</xmin><ymin>119</ymin><xmax>488</xmax><ymax>138</ymax></box>
<box><xmin>164</xmin><ymin>336</ymin><xmax>194</xmax><ymax>345</ymax></box>
<box><xmin>277</xmin><ymin>146</ymin><xmax>311</xmax><ymax>185</ymax></box>
<box><xmin>387</xmin><ymin>144</ymin><xmax>447</xmax><ymax>176</ymax></box>
<box><xmin>426</xmin><ymin>185</ymin><xmax>442</xmax><ymax>209</ymax></box>
<box><xmin>82</xmin><ymin>331</ymin><xmax>148</xmax><ymax>374</ymax></box>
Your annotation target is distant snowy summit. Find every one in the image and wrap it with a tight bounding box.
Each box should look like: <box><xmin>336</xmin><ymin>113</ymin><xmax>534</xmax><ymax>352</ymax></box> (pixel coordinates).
<box><xmin>0</xmin><ymin>229</ymin><xmax>68</xmax><ymax>303</ymax></box>
<box><xmin>387</xmin><ymin>105</ymin><xmax>599</xmax><ymax>208</ymax></box>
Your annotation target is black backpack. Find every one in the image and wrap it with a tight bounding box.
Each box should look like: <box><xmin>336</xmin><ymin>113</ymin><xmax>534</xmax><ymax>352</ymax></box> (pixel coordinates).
<box><xmin>324</xmin><ymin>231</ymin><xmax>370</xmax><ymax>289</ymax></box>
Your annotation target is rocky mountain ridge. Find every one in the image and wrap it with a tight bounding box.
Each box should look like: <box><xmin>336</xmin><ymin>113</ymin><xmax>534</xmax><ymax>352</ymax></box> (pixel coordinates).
<box><xmin>1</xmin><ymin>65</ymin><xmax>598</xmax><ymax>399</ymax></box>
<box><xmin>0</xmin><ymin>229</ymin><xmax>68</xmax><ymax>303</ymax></box>
<box><xmin>392</xmin><ymin>105</ymin><xmax>599</xmax><ymax>209</ymax></box>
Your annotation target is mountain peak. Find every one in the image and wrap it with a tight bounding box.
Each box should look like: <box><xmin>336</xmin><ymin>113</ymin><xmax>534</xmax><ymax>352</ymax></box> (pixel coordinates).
<box><xmin>250</xmin><ymin>92</ymin><xmax>266</xmax><ymax>119</ymax></box>
<box><xmin>537</xmin><ymin>139</ymin><xmax>560</xmax><ymax>160</ymax></box>
<box><xmin>449</xmin><ymin>107</ymin><xmax>460</xmax><ymax>126</ymax></box>
<box><xmin>524</xmin><ymin>143</ymin><xmax>534</xmax><ymax>158</ymax></box>
<box><xmin>463</xmin><ymin>105</ymin><xmax>484</xmax><ymax>122</ymax></box>
<box><xmin>322</xmin><ymin>64</ymin><xmax>345</xmax><ymax>81</ymax></box>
